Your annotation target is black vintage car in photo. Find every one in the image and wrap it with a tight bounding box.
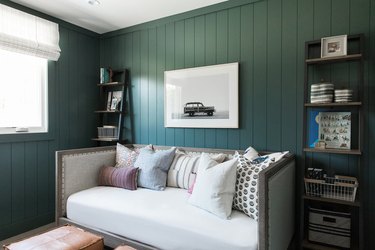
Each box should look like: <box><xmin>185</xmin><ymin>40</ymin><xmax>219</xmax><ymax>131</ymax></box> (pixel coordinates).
<box><xmin>183</xmin><ymin>102</ymin><xmax>215</xmax><ymax>116</ymax></box>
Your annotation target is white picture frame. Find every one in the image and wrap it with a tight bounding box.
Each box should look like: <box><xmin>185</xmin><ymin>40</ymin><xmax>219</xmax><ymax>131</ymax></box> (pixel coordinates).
<box><xmin>164</xmin><ymin>62</ymin><xmax>239</xmax><ymax>128</ymax></box>
<box><xmin>321</xmin><ymin>35</ymin><xmax>347</xmax><ymax>58</ymax></box>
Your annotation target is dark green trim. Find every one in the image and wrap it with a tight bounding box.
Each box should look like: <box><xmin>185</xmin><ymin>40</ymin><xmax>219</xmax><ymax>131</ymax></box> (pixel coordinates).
<box><xmin>101</xmin><ymin>0</ymin><xmax>263</xmax><ymax>38</ymax></box>
<box><xmin>0</xmin><ymin>0</ymin><xmax>99</xmax><ymax>37</ymax></box>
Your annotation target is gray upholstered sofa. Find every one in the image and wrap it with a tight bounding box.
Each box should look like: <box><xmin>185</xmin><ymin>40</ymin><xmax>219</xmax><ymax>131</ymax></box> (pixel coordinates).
<box><xmin>55</xmin><ymin>144</ymin><xmax>295</xmax><ymax>250</ymax></box>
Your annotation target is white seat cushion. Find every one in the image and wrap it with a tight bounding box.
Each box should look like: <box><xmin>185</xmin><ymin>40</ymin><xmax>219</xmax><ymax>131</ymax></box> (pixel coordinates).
<box><xmin>67</xmin><ymin>186</ymin><xmax>257</xmax><ymax>250</ymax></box>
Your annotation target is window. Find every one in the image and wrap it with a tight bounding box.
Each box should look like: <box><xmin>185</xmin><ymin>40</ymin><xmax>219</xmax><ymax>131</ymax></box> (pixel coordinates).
<box><xmin>0</xmin><ymin>49</ymin><xmax>48</xmax><ymax>134</ymax></box>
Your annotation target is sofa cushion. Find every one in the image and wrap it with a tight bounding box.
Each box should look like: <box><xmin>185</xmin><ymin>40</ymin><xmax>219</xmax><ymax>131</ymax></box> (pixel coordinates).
<box><xmin>167</xmin><ymin>151</ymin><xmax>226</xmax><ymax>189</ymax></box>
<box><xmin>67</xmin><ymin>186</ymin><xmax>257</xmax><ymax>250</ymax></box>
<box><xmin>135</xmin><ymin>147</ymin><xmax>176</xmax><ymax>191</ymax></box>
<box><xmin>98</xmin><ymin>165</ymin><xmax>138</xmax><ymax>190</ymax></box>
<box><xmin>188</xmin><ymin>153</ymin><xmax>237</xmax><ymax>219</ymax></box>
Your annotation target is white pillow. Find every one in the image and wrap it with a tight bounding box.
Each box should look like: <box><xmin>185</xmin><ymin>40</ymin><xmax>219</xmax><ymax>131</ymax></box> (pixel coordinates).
<box><xmin>167</xmin><ymin>150</ymin><xmax>226</xmax><ymax>189</ymax></box>
<box><xmin>188</xmin><ymin>153</ymin><xmax>237</xmax><ymax>219</ymax></box>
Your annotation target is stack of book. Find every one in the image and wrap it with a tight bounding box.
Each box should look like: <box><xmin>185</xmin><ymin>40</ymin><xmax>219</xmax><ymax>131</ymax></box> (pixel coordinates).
<box><xmin>97</xmin><ymin>126</ymin><xmax>118</xmax><ymax>138</ymax></box>
<box><xmin>334</xmin><ymin>89</ymin><xmax>353</xmax><ymax>103</ymax></box>
<box><xmin>310</xmin><ymin>83</ymin><xmax>334</xmax><ymax>103</ymax></box>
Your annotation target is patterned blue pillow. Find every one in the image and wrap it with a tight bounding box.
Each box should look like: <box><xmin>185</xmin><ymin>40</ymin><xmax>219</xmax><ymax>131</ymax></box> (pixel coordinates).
<box><xmin>135</xmin><ymin>147</ymin><xmax>176</xmax><ymax>190</ymax></box>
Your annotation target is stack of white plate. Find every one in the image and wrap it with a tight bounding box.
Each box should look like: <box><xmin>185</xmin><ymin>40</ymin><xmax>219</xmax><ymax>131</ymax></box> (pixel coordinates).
<box><xmin>310</xmin><ymin>83</ymin><xmax>334</xmax><ymax>103</ymax></box>
<box><xmin>334</xmin><ymin>89</ymin><xmax>353</xmax><ymax>103</ymax></box>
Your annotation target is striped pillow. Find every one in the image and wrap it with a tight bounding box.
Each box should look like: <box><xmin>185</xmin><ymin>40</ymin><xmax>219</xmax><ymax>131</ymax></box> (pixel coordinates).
<box><xmin>99</xmin><ymin>165</ymin><xmax>138</xmax><ymax>190</ymax></box>
<box><xmin>167</xmin><ymin>151</ymin><xmax>226</xmax><ymax>189</ymax></box>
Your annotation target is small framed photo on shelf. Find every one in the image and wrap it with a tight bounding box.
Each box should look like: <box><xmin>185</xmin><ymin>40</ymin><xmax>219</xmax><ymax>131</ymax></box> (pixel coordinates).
<box><xmin>321</xmin><ymin>35</ymin><xmax>347</xmax><ymax>58</ymax></box>
<box><xmin>110</xmin><ymin>91</ymin><xmax>122</xmax><ymax>111</ymax></box>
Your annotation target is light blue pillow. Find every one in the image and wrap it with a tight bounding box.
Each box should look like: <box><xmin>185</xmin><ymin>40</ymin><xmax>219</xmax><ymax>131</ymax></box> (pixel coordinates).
<box><xmin>135</xmin><ymin>147</ymin><xmax>176</xmax><ymax>190</ymax></box>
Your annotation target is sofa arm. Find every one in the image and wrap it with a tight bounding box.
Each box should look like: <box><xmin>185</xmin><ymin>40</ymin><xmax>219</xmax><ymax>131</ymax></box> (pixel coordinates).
<box><xmin>258</xmin><ymin>153</ymin><xmax>296</xmax><ymax>250</ymax></box>
<box><xmin>56</xmin><ymin>146</ymin><xmax>116</xmax><ymax>220</ymax></box>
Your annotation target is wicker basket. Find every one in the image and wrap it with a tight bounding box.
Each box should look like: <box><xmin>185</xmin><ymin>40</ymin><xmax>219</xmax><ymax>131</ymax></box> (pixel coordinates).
<box><xmin>304</xmin><ymin>175</ymin><xmax>358</xmax><ymax>202</ymax></box>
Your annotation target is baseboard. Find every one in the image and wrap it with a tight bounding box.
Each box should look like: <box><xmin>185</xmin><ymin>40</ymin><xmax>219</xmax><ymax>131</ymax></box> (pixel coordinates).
<box><xmin>0</xmin><ymin>222</ymin><xmax>56</xmax><ymax>246</ymax></box>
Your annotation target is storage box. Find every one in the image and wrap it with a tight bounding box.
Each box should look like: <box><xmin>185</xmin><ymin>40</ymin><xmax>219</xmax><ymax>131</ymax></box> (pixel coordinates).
<box><xmin>3</xmin><ymin>225</ymin><xmax>104</xmax><ymax>250</ymax></box>
<box><xmin>308</xmin><ymin>207</ymin><xmax>351</xmax><ymax>248</ymax></box>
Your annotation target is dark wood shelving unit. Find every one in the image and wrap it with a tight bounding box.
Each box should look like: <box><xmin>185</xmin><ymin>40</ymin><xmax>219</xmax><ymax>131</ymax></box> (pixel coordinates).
<box><xmin>97</xmin><ymin>82</ymin><xmax>124</xmax><ymax>87</ymax></box>
<box><xmin>304</xmin><ymin>102</ymin><xmax>362</xmax><ymax>107</ymax></box>
<box><xmin>92</xmin><ymin>69</ymin><xmax>130</xmax><ymax>144</ymax></box>
<box><xmin>305</xmin><ymin>53</ymin><xmax>362</xmax><ymax>64</ymax></box>
<box><xmin>301</xmin><ymin>34</ymin><xmax>364</xmax><ymax>250</ymax></box>
<box><xmin>303</xmin><ymin>148</ymin><xmax>361</xmax><ymax>155</ymax></box>
<box><xmin>302</xmin><ymin>195</ymin><xmax>360</xmax><ymax>207</ymax></box>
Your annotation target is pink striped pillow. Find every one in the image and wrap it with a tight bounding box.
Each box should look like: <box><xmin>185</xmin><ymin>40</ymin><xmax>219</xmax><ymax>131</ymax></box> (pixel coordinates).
<box><xmin>99</xmin><ymin>166</ymin><xmax>138</xmax><ymax>190</ymax></box>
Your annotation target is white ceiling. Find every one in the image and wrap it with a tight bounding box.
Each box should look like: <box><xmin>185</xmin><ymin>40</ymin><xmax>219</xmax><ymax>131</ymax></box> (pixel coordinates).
<box><xmin>10</xmin><ymin>0</ymin><xmax>228</xmax><ymax>34</ymax></box>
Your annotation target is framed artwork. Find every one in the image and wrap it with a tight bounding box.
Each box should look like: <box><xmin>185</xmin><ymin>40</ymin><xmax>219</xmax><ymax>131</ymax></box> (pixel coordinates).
<box><xmin>164</xmin><ymin>62</ymin><xmax>239</xmax><ymax>128</ymax></box>
<box><xmin>318</xmin><ymin>112</ymin><xmax>351</xmax><ymax>149</ymax></box>
<box><xmin>110</xmin><ymin>91</ymin><xmax>122</xmax><ymax>111</ymax></box>
<box><xmin>321</xmin><ymin>35</ymin><xmax>347</xmax><ymax>58</ymax></box>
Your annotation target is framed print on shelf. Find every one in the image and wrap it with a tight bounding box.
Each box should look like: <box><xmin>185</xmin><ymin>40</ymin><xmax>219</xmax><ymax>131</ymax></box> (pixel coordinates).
<box><xmin>164</xmin><ymin>62</ymin><xmax>239</xmax><ymax>128</ymax></box>
<box><xmin>321</xmin><ymin>35</ymin><xmax>347</xmax><ymax>58</ymax></box>
<box><xmin>110</xmin><ymin>91</ymin><xmax>122</xmax><ymax>111</ymax></box>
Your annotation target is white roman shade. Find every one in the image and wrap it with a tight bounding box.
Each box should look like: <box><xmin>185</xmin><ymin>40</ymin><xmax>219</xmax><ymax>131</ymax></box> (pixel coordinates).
<box><xmin>0</xmin><ymin>3</ymin><xmax>61</xmax><ymax>61</ymax></box>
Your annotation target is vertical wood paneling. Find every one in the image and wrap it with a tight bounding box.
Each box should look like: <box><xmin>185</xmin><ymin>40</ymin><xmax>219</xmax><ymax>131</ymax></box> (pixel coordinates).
<box><xmin>140</xmin><ymin>30</ymin><xmax>149</xmax><ymax>144</ymax></box>
<box><xmin>239</xmin><ymin>4</ymin><xmax>253</xmax><ymax>149</ymax></box>
<box><xmin>68</xmin><ymin>30</ymin><xmax>79</xmax><ymax>147</ymax></box>
<box><xmin>0</xmin><ymin>144</ymin><xmax>11</xmax><ymax>227</ymax></box>
<box><xmin>267</xmin><ymin>0</ymin><xmax>282</xmax><ymax>151</ymax></box>
<box><xmin>11</xmin><ymin>143</ymin><xmax>25</xmax><ymax>222</ymax></box>
<box><xmin>148</xmin><ymin>28</ymin><xmax>157</xmax><ymax>145</ymax></box>
<box><xmin>281</xmin><ymin>0</ymin><xmax>297</xmax><ymax>152</ymax></box>
<box><xmin>253</xmin><ymin>1</ymin><xmax>268</xmax><ymax>151</ymax></box>
<box><xmin>24</xmin><ymin>142</ymin><xmax>37</xmax><ymax>218</ymax></box>
<box><xmin>132</xmin><ymin>31</ymin><xmax>141</xmax><ymax>143</ymax></box>
<box><xmin>156</xmin><ymin>26</ymin><xmax>166</xmax><ymax>145</ymax></box>
<box><xmin>37</xmin><ymin>142</ymin><xmax>49</xmax><ymax>214</ymax></box>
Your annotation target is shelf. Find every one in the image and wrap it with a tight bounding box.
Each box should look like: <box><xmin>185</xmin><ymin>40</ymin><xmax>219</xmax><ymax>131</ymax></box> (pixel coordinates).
<box><xmin>305</xmin><ymin>54</ymin><xmax>362</xmax><ymax>65</ymax></box>
<box><xmin>94</xmin><ymin>110</ymin><xmax>123</xmax><ymax>114</ymax></box>
<box><xmin>304</xmin><ymin>102</ymin><xmax>362</xmax><ymax>107</ymax></box>
<box><xmin>97</xmin><ymin>82</ymin><xmax>124</xmax><ymax>87</ymax></box>
<box><xmin>92</xmin><ymin>138</ymin><xmax>119</xmax><ymax>142</ymax></box>
<box><xmin>302</xmin><ymin>239</ymin><xmax>344</xmax><ymax>250</ymax></box>
<box><xmin>303</xmin><ymin>195</ymin><xmax>360</xmax><ymax>207</ymax></box>
<box><xmin>303</xmin><ymin>148</ymin><xmax>361</xmax><ymax>155</ymax></box>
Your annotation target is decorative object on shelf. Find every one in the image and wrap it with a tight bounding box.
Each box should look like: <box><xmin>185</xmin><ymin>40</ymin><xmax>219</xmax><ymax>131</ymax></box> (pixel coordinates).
<box><xmin>318</xmin><ymin>112</ymin><xmax>351</xmax><ymax>149</ymax></box>
<box><xmin>164</xmin><ymin>62</ymin><xmax>239</xmax><ymax>128</ymax></box>
<box><xmin>100</xmin><ymin>67</ymin><xmax>113</xmax><ymax>83</ymax></box>
<box><xmin>334</xmin><ymin>89</ymin><xmax>353</xmax><ymax>103</ymax></box>
<box><xmin>110</xmin><ymin>91</ymin><xmax>122</xmax><ymax>111</ymax></box>
<box><xmin>97</xmin><ymin>125</ymin><xmax>118</xmax><ymax>139</ymax></box>
<box><xmin>310</xmin><ymin>81</ymin><xmax>334</xmax><ymax>103</ymax></box>
<box><xmin>308</xmin><ymin>207</ymin><xmax>351</xmax><ymax>248</ymax></box>
<box><xmin>321</xmin><ymin>34</ymin><xmax>347</xmax><ymax>58</ymax></box>
<box><xmin>305</xmin><ymin>175</ymin><xmax>358</xmax><ymax>202</ymax></box>
<box><xmin>314</xmin><ymin>141</ymin><xmax>326</xmax><ymax>149</ymax></box>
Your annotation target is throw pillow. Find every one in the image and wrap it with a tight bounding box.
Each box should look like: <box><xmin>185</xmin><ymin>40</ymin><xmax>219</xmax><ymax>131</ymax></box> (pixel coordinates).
<box><xmin>135</xmin><ymin>147</ymin><xmax>176</xmax><ymax>191</ymax></box>
<box><xmin>167</xmin><ymin>151</ymin><xmax>226</xmax><ymax>189</ymax></box>
<box><xmin>115</xmin><ymin>144</ymin><xmax>153</xmax><ymax>168</ymax></box>
<box><xmin>98</xmin><ymin>165</ymin><xmax>138</xmax><ymax>190</ymax></box>
<box><xmin>233</xmin><ymin>150</ymin><xmax>289</xmax><ymax>220</ymax></box>
<box><xmin>188</xmin><ymin>153</ymin><xmax>237</xmax><ymax>219</ymax></box>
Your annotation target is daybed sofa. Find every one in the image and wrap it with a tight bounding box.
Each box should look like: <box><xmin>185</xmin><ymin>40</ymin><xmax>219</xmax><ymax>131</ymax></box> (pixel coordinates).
<box><xmin>56</xmin><ymin>144</ymin><xmax>295</xmax><ymax>250</ymax></box>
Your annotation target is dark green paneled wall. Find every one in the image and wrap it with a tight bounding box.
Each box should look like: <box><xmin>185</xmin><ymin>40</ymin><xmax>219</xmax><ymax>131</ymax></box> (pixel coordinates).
<box><xmin>0</xmin><ymin>1</ymin><xmax>99</xmax><ymax>240</ymax></box>
<box><xmin>100</xmin><ymin>0</ymin><xmax>375</xmax><ymax>248</ymax></box>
